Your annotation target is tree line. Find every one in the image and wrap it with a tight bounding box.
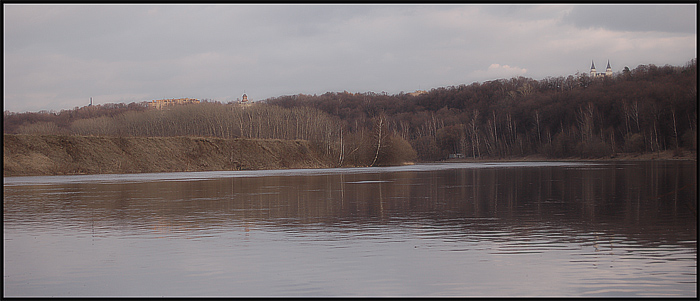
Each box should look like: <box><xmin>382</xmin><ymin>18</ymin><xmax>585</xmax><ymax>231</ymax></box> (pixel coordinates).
<box><xmin>264</xmin><ymin>59</ymin><xmax>697</xmax><ymax>160</ymax></box>
<box><xmin>4</xmin><ymin>59</ymin><xmax>696</xmax><ymax>165</ymax></box>
<box><xmin>4</xmin><ymin>101</ymin><xmax>415</xmax><ymax>167</ymax></box>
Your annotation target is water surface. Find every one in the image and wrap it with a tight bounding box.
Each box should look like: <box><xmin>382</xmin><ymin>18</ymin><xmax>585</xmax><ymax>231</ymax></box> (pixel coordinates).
<box><xmin>4</xmin><ymin>161</ymin><xmax>697</xmax><ymax>297</ymax></box>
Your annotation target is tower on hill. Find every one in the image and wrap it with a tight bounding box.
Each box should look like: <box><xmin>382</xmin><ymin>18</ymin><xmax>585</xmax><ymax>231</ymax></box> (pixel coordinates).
<box><xmin>590</xmin><ymin>60</ymin><xmax>612</xmax><ymax>78</ymax></box>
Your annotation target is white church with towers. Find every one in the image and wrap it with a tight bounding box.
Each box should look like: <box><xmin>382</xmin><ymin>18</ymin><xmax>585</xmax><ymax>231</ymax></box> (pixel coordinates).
<box><xmin>590</xmin><ymin>60</ymin><xmax>613</xmax><ymax>78</ymax></box>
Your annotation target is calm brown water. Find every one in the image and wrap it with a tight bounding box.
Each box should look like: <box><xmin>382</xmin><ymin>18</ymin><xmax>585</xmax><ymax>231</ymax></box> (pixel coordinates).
<box><xmin>3</xmin><ymin>161</ymin><xmax>697</xmax><ymax>297</ymax></box>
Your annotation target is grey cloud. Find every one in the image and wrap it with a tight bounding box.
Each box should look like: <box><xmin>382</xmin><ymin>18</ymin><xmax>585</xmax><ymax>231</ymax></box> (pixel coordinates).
<box><xmin>564</xmin><ymin>4</ymin><xmax>696</xmax><ymax>34</ymax></box>
<box><xmin>6</xmin><ymin>5</ymin><xmax>249</xmax><ymax>61</ymax></box>
<box><xmin>3</xmin><ymin>4</ymin><xmax>696</xmax><ymax>112</ymax></box>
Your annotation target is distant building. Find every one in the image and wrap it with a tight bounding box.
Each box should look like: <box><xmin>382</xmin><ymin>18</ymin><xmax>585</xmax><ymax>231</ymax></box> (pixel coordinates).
<box><xmin>590</xmin><ymin>60</ymin><xmax>613</xmax><ymax>78</ymax></box>
<box><xmin>148</xmin><ymin>98</ymin><xmax>200</xmax><ymax>110</ymax></box>
<box><xmin>237</xmin><ymin>93</ymin><xmax>253</xmax><ymax>107</ymax></box>
<box><xmin>408</xmin><ymin>90</ymin><xmax>428</xmax><ymax>96</ymax></box>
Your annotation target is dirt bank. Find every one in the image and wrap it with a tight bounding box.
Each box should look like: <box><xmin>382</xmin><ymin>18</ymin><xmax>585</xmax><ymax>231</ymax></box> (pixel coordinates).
<box><xmin>3</xmin><ymin>134</ymin><xmax>331</xmax><ymax>176</ymax></box>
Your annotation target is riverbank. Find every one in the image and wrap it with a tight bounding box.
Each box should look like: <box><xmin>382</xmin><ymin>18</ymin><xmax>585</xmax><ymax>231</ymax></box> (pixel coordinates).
<box><xmin>442</xmin><ymin>149</ymin><xmax>697</xmax><ymax>163</ymax></box>
<box><xmin>4</xmin><ymin>134</ymin><xmax>696</xmax><ymax>177</ymax></box>
<box><xmin>3</xmin><ymin>134</ymin><xmax>331</xmax><ymax>177</ymax></box>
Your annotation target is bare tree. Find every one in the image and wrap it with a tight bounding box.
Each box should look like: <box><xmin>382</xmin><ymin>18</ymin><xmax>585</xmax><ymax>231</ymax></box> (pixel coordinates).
<box><xmin>370</xmin><ymin>115</ymin><xmax>385</xmax><ymax>167</ymax></box>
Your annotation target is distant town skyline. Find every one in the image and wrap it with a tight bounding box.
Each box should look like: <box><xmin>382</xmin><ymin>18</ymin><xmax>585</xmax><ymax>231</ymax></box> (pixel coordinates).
<box><xmin>4</xmin><ymin>4</ymin><xmax>697</xmax><ymax>112</ymax></box>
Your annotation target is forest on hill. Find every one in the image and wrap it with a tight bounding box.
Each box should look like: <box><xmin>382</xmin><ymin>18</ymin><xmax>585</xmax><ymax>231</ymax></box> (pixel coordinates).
<box><xmin>4</xmin><ymin>59</ymin><xmax>697</xmax><ymax>166</ymax></box>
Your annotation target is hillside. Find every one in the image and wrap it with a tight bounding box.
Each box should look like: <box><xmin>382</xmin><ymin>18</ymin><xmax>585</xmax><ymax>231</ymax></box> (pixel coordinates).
<box><xmin>3</xmin><ymin>134</ymin><xmax>331</xmax><ymax>176</ymax></box>
<box><xmin>3</xmin><ymin>60</ymin><xmax>697</xmax><ymax>164</ymax></box>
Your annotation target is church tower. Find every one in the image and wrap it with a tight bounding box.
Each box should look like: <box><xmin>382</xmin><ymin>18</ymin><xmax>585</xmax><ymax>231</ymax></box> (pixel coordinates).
<box><xmin>590</xmin><ymin>60</ymin><xmax>612</xmax><ymax>78</ymax></box>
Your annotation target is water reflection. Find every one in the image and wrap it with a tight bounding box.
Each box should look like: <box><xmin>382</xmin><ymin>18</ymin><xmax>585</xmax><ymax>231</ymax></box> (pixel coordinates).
<box><xmin>3</xmin><ymin>161</ymin><xmax>697</xmax><ymax>297</ymax></box>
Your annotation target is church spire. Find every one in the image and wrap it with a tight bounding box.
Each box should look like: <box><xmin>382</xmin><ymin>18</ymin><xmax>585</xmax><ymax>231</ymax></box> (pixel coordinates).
<box><xmin>591</xmin><ymin>60</ymin><xmax>596</xmax><ymax>70</ymax></box>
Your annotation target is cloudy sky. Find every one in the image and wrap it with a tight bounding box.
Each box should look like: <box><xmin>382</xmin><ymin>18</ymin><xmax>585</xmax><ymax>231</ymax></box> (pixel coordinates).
<box><xmin>3</xmin><ymin>4</ymin><xmax>697</xmax><ymax>113</ymax></box>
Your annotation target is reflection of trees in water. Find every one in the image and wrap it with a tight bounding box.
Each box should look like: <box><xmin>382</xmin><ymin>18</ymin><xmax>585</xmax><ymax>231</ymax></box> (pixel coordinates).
<box><xmin>4</xmin><ymin>161</ymin><xmax>695</xmax><ymax>246</ymax></box>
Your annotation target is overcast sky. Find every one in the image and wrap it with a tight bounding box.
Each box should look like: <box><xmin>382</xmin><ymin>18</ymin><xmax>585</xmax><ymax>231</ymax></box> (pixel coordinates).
<box><xmin>3</xmin><ymin>4</ymin><xmax>697</xmax><ymax>113</ymax></box>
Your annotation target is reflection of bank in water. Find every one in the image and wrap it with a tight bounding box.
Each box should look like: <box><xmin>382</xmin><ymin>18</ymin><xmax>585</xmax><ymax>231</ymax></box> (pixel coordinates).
<box><xmin>150</xmin><ymin>216</ymin><xmax>202</xmax><ymax>239</ymax></box>
<box><xmin>244</xmin><ymin>221</ymin><xmax>252</xmax><ymax>236</ymax></box>
<box><xmin>151</xmin><ymin>216</ymin><xmax>175</xmax><ymax>238</ymax></box>
<box><xmin>653</xmin><ymin>183</ymin><xmax>696</xmax><ymax>217</ymax></box>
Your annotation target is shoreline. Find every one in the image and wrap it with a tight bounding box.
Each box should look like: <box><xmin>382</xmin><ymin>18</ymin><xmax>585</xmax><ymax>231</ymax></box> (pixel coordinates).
<box><xmin>5</xmin><ymin>152</ymin><xmax>696</xmax><ymax>178</ymax></box>
<box><xmin>4</xmin><ymin>134</ymin><xmax>696</xmax><ymax>177</ymax></box>
<box><xmin>439</xmin><ymin>150</ymin><xmax>697</xmax><ymax>164</ymax></box>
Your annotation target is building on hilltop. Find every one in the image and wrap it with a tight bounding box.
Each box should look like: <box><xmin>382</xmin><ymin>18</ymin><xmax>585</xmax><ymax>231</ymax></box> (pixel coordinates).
<box><xmin>408</xmin><ymin>90</ymin><xmax>428</xmax><ymax>97</ymax></box>
<box><xmin>148</xmin><ymin>98</ymin><xmax>200</xmax><ymax>110</ymax></box>
<box><xmin>237</xmin><ymin>93</ymin><xmax>253</xmax><ymax>107</ymax></box>
<box><xmin>590</xmin><ymin>60</ymin><xmax>613</xmax><ymax>78</ymax></box>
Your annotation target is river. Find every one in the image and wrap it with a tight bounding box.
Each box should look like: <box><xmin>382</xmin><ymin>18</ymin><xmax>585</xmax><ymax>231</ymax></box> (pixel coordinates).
<box><xmin>3</xmin><ymin>161</ymin><xmax>697</xmax><ymax>297</ymax></box>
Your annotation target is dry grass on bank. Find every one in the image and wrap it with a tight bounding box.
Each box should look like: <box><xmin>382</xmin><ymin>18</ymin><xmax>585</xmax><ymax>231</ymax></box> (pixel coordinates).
<box><xmin>4</xmin><ymin>134</ymin><xmax>696</xmax><ymax>177</ymax></box>
<box><xmin>3</xmin><ymin>134</ymin><xmax>331</xmax><ymax>177</ymax></box>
